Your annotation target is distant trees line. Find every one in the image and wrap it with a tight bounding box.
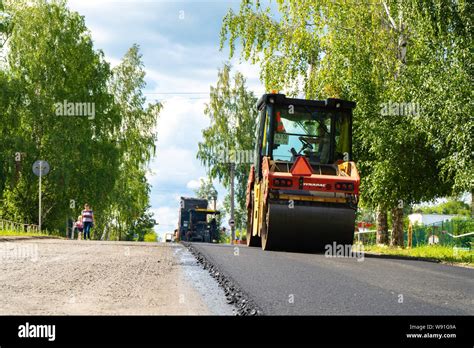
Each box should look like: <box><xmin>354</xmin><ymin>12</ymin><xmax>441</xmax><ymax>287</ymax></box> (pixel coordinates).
<box><xmin>0</xmin><ymin>0</ymin><xmax>160</xmax><ymax>240</ymax></box>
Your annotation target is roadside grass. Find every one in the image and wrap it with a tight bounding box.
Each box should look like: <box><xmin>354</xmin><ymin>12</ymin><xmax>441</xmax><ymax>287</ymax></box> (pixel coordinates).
<box><xmin>0</xmin><ymin>230</ymin><xmax>62</xmax><ymax>238</ymax></box>
<box><xmin>362</xmin><ymin>244</ymin><xmax>473</xmax><ymax>265</ymax></box>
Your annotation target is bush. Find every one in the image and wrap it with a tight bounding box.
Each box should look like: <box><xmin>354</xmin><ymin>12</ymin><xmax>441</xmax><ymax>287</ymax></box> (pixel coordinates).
<box><xmin>143</xmin><ymin>232</ymin><xmax>157</xmax><ymax>242</ymax></box>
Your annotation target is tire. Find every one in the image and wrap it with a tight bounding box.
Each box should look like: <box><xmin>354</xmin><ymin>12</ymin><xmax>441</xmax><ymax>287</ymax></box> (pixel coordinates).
<box><xmin>246</xmin><ymin>189</ymin><xmax>261</xmax><ymax>247</ymax></box>
<box><xmin>260</xmin><ymin>202</ymin><xmax>271</xmax><ymax>250</ymax></box>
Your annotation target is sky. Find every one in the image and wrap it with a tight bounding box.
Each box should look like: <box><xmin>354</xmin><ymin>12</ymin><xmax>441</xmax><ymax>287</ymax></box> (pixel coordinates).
<box><xmin>67</xmin><ymin>0</ymin><xmax>267</xmax><ymax>240</ymax></box>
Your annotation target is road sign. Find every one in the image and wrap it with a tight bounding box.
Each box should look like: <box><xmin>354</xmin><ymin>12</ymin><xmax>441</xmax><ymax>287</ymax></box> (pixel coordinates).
<box><xmin>228</xmin><ymin>219</ymin><xmax>235</xmax><ymax>227</ymax></box>
<box><xmin>32</xmin><ymin>160</ymin><xmax>50</xmax><ymax>177</ymax></box>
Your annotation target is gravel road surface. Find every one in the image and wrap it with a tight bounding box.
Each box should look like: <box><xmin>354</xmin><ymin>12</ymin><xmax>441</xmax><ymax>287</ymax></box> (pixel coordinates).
<box><xmin>0</xmin><ymin>237</ymin><xmax>233</xmax><ymax>315</ymax></box>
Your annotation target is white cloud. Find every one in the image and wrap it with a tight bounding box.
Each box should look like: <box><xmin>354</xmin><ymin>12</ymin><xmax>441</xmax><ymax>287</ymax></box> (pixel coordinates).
<box><xmin>149</xmin><ymin>206</ymin><xmax>178</xmax><ymax>239</ymax></box>
<box><xmin>146</xmin><ymin>97</ymin><xmax>210</xmax><ymax>189</ymax></box>
<box><xmin>154</xmin><ymin>97</ymin><xmax>208</xmax><ymax>142</ymax></box>
<box><xmin>148</xmin><ymin>147</ymin><xmax>201</xmax><ymax>186</ymax></box>
<box><xmin>186</xmin><ymin>177</ymin><xmax>206</xmax><ymax>190</ymax></box>
<box><xmin>186</xmin><ymin>179</ymin><xmax>200</xmax><ymax>190</ymax></box>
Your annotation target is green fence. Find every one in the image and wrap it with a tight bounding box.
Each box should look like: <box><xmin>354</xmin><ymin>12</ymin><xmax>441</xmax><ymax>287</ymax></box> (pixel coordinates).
<box><xmin>0</xmin><ymin>219</ymin><xmax>40</xmax><ymax>233</ymax></box>
<box><xmin>356</xmin><ymin>218</ymin><xmax>474</xmax><ymax>248</ymax></box>
<box><xmin>411</xmin><ymin>218</ymin><xmax>473</xmax><ymax>247</ymax></box>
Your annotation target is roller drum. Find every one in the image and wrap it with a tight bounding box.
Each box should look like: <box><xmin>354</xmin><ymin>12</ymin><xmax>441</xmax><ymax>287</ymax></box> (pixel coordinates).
<box><xmin>262</xmin><ymin>202</ymin><xmax>356</xmax><ymax>252</ymax></box>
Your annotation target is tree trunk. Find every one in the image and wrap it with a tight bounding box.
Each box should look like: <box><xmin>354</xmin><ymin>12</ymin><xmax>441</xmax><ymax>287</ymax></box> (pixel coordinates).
<box><xmin>471</xmin><ymin>188</ymin><xmax>474</xmax><ymax>218</ymax></box>
<box><xmin>391</xmin><ymin>207</ymin><xmax>404</xmax><ymax>247</ymax></box>
<box><xmin>376</xmin><ymin>205</ymin><xmax>389</xmax><ymax>245</ymax></box>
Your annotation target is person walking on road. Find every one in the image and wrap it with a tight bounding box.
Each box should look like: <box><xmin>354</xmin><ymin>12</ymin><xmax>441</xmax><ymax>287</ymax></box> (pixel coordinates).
<box><xmin>74</xmin><ymin>215</ymin><xmax>84</xmax><ymax>240</ymax></box>
<box><xmin>82</xmin><ymin>203</ymin><xmax>95</xmax><ymax>240</ymax></box>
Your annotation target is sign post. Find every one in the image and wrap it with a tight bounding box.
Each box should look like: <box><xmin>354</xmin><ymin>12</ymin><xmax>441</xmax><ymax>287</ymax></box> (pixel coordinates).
<box><xmin>32</xmin><ymin>160</ymin><xmax>50</xmax><ymax>232</ymax></box>
<box><xmin>230</xmin><ymin>163</ymin><xmax>235</xmax><ymax>244</ymax></box>
<box><xmin>228</xmin><ymin>218</ymin><xmax>235</xmax><ymax>242</ymax></box>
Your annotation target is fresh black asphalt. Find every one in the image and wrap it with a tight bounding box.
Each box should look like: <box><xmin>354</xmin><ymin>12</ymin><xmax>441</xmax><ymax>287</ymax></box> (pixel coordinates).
<box><xmin>188</xmin><ymin>243</ymin><xmax>474</xmax><ymax>315</ymax></box>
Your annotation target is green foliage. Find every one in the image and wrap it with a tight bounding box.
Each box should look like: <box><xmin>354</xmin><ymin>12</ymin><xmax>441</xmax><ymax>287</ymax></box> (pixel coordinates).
<box><xmin>0</xmin><ymin>0</ymin><xmax>12</xmax><ymax>50</ymax></box>
<box><xmin>396</xmin><ymin>0</ymin><xmax>473</xmax><ymax>194</ymax></box>
<box><xmin>220</xmin><ymin>0</ymin><xmax>472</xmax><ymax>214</ymax></box>
<box><xmin>0</xmin><ymin>0</ymin><xmax>160</xmax><ymax>239</ymax></box>
<box><xmin>197</xmin><ymin>64</ymin><xmax>258</xmax><ymax>230</ymax></box>
<box><xmin>449</xmin><ymin>217</ymin><xmax>474</xmax><ymax>235</ymax></box>
<box><xmin>223</xmin><ymin>194</ymin><xmax>246</xmax><ymax>229</ymax></box>
<box><xmin>235</xmin><ymin>228</ymin><xmax>246</xmax><ymax>241</ymax></box>
<box><xmin>102</xmin><ymin>44</ymin><xmax>161</xmax><ymax>241</ymax></box>
<box><xmin>356</xmin><ymin>207</ymin><xmax>376</xmax><ymax>224</ymax></box>
<box><xmin>120</xmin><ymin>207</ymin><xmax>156</xmax><ymax>241</ymax></box>
<box><xmin>0</xmin><ymin>229</ymin><xmax>60</xmax><ymax>237</ymax></box>
<box><xmin>419</xmin><ymin>200</ymin><xmax>471</xmax><ymax>216</ymax></box>
<box><xmin>218</xmin><ymin>228</ymin><xmax>231</xmax><ymax>244</ymax></box>
<box><xmin>143</xmin><ymin>231</ymin><xmax>157</xmax><ymax>242</ymax></box>
<box><xmin>194</xmin><ymin>178</ymin><xmax>223</xmax><ymax>229</ymax></box>
<box><xmin>194</xmin><ymin>177</ymin><xmax>218</xmax><ymax>203</ymax></box>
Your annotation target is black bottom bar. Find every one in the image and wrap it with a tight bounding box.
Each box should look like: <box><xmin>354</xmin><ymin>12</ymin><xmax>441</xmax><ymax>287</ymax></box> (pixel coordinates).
<box><xmin>0</xmin><ymin>316</ymin><xmax>472</xmax><ymax>346</ymax></box>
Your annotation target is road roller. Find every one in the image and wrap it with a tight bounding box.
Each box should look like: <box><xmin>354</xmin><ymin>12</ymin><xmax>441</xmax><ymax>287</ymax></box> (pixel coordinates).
<box><xmin>246</xmin><ymin>93</ymin><xmax>359</xmax><ymax>252</ymax></box>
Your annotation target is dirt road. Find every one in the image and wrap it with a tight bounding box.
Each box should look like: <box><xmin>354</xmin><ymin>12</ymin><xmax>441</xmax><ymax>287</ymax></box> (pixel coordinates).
<box><xmin>0</xmin><ymin>237</ymin><xmax>233</xmax><ymax>315</ymax></box>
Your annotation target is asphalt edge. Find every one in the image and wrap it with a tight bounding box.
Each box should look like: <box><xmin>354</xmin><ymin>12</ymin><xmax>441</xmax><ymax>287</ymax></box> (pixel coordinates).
<box><xmin>363</xmin><ymin>252</ymin><xmax>441</xmax><ymax>263</ymax></box>
<box><xmin>364</xmin><ymin>252</ymin><xmax>473</xmax><ymax>268</ymax></box>
<box><xmin>182</xmin><ymin>242</ymin><xmax>264</xmax><ymax>316</ymax></box>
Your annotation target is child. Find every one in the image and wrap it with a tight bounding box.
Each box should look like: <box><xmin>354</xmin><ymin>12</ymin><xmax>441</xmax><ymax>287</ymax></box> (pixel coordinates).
<box><xmin>74</xmin><ymin>215</ymin><xmax>84</xmax><ymax>240</ymax></box>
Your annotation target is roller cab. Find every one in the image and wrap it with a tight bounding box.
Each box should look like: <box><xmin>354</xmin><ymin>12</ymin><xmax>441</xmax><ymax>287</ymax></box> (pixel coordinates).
<box><xmin>246</xmin><ymin>94</ymin><xmax>359</xmax><ymax>252</ymax></box>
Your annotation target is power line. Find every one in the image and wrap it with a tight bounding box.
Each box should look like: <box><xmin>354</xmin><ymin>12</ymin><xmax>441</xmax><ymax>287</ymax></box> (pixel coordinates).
<box><xmin>143</xmin><ymin>92</ymin><xmax>210</xmax><ymax>94</ymax></box>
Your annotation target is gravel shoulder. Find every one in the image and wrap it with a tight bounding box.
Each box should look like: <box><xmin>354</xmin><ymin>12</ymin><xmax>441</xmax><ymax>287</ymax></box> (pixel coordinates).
<box><xmin>0</xmin><ymin>237</ymin><xmax>230</xmax><ymax>315</ymax></box>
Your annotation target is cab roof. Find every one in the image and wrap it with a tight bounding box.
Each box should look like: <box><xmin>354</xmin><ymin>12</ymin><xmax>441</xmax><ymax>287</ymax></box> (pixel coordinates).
<box><xmin>257</xmin><ymin>93</ymin><xmax>356</xmax><ymax>111</ymax></box>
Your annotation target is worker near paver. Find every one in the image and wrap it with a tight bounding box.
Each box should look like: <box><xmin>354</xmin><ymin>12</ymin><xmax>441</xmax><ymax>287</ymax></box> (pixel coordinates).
<box><xmin>82</xmin><ymin>203</ymin><xmax>95</xmax><ymax>240</ymax></box>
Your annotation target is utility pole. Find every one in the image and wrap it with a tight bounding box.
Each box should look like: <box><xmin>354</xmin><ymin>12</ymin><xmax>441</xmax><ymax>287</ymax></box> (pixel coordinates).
<box><xmin>230</xmin><ymin>162</ymin><xmax>235</xmax><ymax>244</ymax></box>
<box><xmin>33</xmin><ymin>160</ymin><xmax>49</xmax><ymax>234</ymax></box>
<box><xmin>39</xmin><ymin>164</ymin><xmax>42</xmax><ymax>232</ymax></box>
